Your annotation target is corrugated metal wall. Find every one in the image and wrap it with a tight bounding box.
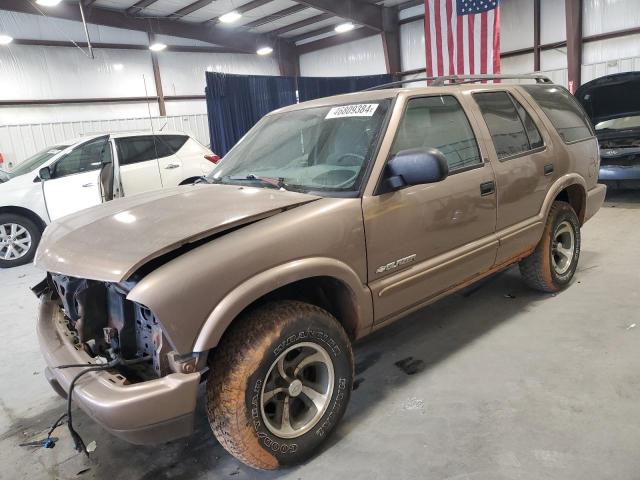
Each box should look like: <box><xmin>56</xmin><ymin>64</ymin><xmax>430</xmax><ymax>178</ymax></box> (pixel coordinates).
<box><xmin>0</xmin><ymin>113</ymin><xmax>210</xmax><ymax>170</ymax></box>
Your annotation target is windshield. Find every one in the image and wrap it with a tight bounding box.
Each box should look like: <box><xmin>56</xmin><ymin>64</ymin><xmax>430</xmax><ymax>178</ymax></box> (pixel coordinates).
<box><xmin>9</xmin><ymin>144</ymin><xmax>70</xmax><ymax>177</ymax></box>
<box><xmin>595</xmin><ymin>115</ymin><xmax>640</xmax><ymax>132</ymax></box>
<box><xmin>206</xmin><ymin>100</ymin><xmax>392</xmax><ymax>195</ymax></box>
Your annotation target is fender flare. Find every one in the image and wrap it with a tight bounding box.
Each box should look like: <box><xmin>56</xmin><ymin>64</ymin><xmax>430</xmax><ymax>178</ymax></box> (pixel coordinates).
<box><xmin>191</xmin><ymin>257</ymin><xmax>372</xmax><ymax>352</ymax></box>
<box><xmin>539</xmin><ymin>174</ymin><xmax>587</xmax><ymax>223</ymax></box>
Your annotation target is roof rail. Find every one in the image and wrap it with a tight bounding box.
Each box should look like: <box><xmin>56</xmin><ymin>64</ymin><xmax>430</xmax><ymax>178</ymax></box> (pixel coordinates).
<box><xmin>431</xmin><ymin>74</ymin><xmax>553</xmax><ymax>86</ymax></box>
<box><xmin>362</xmin><ymin>74</ymin><xmax>553</xmax><ymax>91</ymax></box>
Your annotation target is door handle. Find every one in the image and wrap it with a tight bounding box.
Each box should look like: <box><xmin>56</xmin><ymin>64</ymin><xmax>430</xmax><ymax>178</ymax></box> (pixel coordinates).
<box><xmin>82</xmin><ymin>183</ymin><xmax>95</xmax><ymax>188</ymax></box>
<box><xmin>544</xmin><ymin>163</ymin><xmax>554</xmax><ymax>176</ymax></box>
<box><xmin>480</xmin><ymin>181</ymin><xmax>495</xmax><ymax>196</ymax></box>
<box><xmin>164</xmin><ymin>163</ymin><xmax>180</xmax><ymax>170</ymax></box>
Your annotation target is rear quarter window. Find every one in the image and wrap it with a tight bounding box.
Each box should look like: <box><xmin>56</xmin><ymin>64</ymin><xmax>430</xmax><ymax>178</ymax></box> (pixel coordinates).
<box><xmin>522</xmin><ymin>85</ymin><xmax>594</xmax><ymax>143</ymax></box>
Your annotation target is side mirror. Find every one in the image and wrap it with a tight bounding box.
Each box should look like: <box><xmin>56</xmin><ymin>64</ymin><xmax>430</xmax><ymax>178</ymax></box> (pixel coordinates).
<box><xmin>39</xmin><ymin>166</ymin><xmax>52</xmax><ymax>181</ymax></box>
<box><xmin>381</xmin><ymin>148</ymin><xmax>449</xmax><ymax>193</ymax></box>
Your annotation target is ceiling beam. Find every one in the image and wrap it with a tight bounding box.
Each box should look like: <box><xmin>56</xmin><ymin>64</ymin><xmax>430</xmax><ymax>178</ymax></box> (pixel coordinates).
<box><xmin>2</xmin><ymin>0</ymin><xmax>294</xmax><ymax>55</ymax></box>
<box><xmin>242</xmin><ymin>4</ymin><xmax>308</xmax><ymax>29</ymax></box>
<box><xmin>11</xmin><ymin>38</ymin><xmax>243</xmax><ymax>53</ymax></box>
<box><xmin>168</xmin><ymin>0</ymin><xmax>214</xmax><ymax>18</ymax></box>
<box><xmin>267</xmin><ymin>12</ymin><xmax>332</xmax><ymax>36</ymax></box>
<box><xmin>205</xmin><ymin>0</ymin><xmax>273</xmax><ymax>23</ymax></box>
<box><xmin>293</xmin><ymin>0</ymin><xmax>385</xmax><ymax>31</ymax></box>
<box><xmin>126</xmin><ymin>0</ymin><xmax>161</xmax><ymax>15</ymax></box>
<box><xmin>296</xmin><ymin>27</ymin><xmax>379</xmax><ymax>54</ymax></box>
<box><xmin>291</xmin><ymin>24</ymin><xmax>339</xmax><ymax>44</ymax></box>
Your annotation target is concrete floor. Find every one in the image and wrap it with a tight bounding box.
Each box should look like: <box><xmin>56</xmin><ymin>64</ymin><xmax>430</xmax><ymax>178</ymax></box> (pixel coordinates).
<box><xmin>1</xmin><ymin>191</ymin><xmax>639</xmax><ymax>480</ymax></box>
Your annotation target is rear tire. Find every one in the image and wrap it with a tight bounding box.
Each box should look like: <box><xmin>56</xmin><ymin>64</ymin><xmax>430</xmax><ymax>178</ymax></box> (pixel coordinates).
<box><xmin>0</xmin><ymin>214</ymin><xmax>41</xmax><ymax>268</ymax></box>
<box><xmin>207</xmin><ymin>300</ymin><xmax>353</xmax><ymax>470</ymax></box>
<box><xmin>519</xmin><ymin>201</ymin><xmax>581</xmax><ymax>292</ymax></box>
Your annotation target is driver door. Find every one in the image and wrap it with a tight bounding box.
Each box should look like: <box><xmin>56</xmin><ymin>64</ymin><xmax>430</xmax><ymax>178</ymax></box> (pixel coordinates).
<box><xmin>363</xmin><ymin>95</ymin><xmax>498</xmax><ymax>324</ymax></box>
<box><xmin>43</xmin><ymin>136</ymin><xmax>109</xmax><ymax>221</ymax></box>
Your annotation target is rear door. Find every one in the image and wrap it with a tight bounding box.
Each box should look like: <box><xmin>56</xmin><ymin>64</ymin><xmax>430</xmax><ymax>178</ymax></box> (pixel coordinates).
<box><xmin>155</xmin><ymin>135</ymin><xmax>190</xmax><ymax>186</ymax></box>
<box><xmin>43</xmin><ymin>137</ymin><xmax>109</xmax><ymax>220</ymax></box>
<box><xmin>470</xmin><ymin>90</ymin><xmax>551</xmax><ymax>263</ymax></box>
<box><xmin>114</xmin><ymin>136</ymin><xmax>164</xmax><ymax>196</ymax></box>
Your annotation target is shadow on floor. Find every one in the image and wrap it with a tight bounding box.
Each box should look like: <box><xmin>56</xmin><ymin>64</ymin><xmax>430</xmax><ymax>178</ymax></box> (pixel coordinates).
<box><xmin>14</xmin><ymin>257</ymin><xmax>601</xmax><ymax>479</ymax></box>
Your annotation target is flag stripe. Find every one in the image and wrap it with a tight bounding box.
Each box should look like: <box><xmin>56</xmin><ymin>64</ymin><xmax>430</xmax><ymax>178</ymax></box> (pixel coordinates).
<box><xmin>445</xmin><ymin>0</ymin><xmax>455</xmax><ymax>75</ymax></box>
<box><xmin>493</xmin><ymin>6</ymin><xmax>501</xmax><ymax>74</ymax></box>
<box><xmin>423</xmin><ymin>0</ymin><xmax>500</xmax><ymax>79</ymax></box>
<box><xmin>434</xmin><ymin>0</ymin><xmax>443</xmax><ymax>76</ymax></box>
<box><xmin>456</xmin><ymin>6</ymin><xmax>464</xmax><ymax>74</ymax></box>
<box><xmin>468</xmin><ymin>13</ymin><xmax>475</xmax><ymax>75</ymax></box>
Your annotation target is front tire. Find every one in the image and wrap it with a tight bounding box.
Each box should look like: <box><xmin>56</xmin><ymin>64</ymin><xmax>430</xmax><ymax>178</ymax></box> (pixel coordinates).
<box><xmin>519</xmin><ymin>201</ymin><xmax>581</xmax><ymax>292</ymax></box>
<box><xmin>0</xmin><ymin>214</ymin><xmax>41</xmax><ymax>268</ymax></box>
<box><xmin>207</xmin><ymin>301</ymin><xmax>354</xmax><ymax>470</ymax></box>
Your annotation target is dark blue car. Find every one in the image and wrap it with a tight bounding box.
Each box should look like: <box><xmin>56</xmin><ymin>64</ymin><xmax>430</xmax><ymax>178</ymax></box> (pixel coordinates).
<box><xmin>576</xmin><ymin>72</ymin><xmax>640</xmax><ymax>188</ymax></box>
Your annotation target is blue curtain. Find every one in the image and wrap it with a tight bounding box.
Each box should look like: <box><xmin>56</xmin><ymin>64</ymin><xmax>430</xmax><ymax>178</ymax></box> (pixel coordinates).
<box><xmin>205</xmin><ymin>72</ymin><xmax>296</xmax><ymax>156</ymax></box>
<box><xmin>205</xmin><ymin>72</ymin><xmax>395</xmax><ymax>156</ymax></box>
<box><xmin>297</xmin><ymin>74</ymin><xmax>395</xmax><ymax>102</ymax></box>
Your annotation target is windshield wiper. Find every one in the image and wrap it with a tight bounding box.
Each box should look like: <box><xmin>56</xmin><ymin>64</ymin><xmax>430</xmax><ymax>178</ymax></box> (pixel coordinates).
<box><xmin>228</xmin><ymin>174</ymin><xmax>288</xmax><ymax>190</ymax></box>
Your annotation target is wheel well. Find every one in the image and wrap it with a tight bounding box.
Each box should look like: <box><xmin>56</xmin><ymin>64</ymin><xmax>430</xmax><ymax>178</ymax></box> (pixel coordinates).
<box><xmin>0</xmin><ymin>206</ymin><xmax>47</xmax><ymax>232</ymax></box>
<box><xmin>238</xmin><ymin>277</ymin><xmax>359</xmax><ymax>341</ymax></box>
<box><xmin>179</xmin><ymin>177</ymin><xmax>202</xmax><ymax>185</ymax></box>
<box><xmin>555</xmin><ymin>184</ymin><xmax>586</xmax><ymax>224</ymax></box>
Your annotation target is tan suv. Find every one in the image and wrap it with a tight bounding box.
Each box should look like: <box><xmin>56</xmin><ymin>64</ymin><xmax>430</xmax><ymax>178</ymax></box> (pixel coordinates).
<box><xmin>34</xmin><ymin>75</ymin><xmax>606</xmax><ymax>470</ymax></box>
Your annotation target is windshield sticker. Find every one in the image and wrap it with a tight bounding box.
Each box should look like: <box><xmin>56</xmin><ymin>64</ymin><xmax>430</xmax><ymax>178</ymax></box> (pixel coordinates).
<box><xmin>326</xmin><ymin>103</ymin><xmax>379</xmax><ymax>119</ymax></box>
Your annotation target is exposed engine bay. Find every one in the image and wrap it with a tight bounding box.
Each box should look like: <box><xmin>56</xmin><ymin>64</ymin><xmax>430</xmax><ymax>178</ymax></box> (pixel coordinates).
<box><xmin>599</xmin><ymin>137</ymin><xmax>640</xmax><ymax>149</ymax></box>
<box><xmin>46</xmin><ymin>273</ymin><xmax>172</xmax><ymax>381</ymax></box>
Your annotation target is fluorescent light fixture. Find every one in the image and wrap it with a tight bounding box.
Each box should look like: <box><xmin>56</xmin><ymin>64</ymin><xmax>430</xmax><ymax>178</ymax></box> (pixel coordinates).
<box><xmin>36</xmin><ymin>0</ymin><xmax>62</xmax><ymax>6</ymax></box>
<box><xmin>149</xmin><ymin>43</ymin><xmax>167</xmax><ymax>52</ymax></box>
<box><xmin>219</xmin><ymin>11</ymin><xmax>241</xmax><ymax>23</ymax></box>
<box><xmin>335</xmin><ymin>22</ymin><xmax>354</xmax><ymax>33</ymax></box>
<box><xmin>256</xmin><ymin>46</ymin><xmax>273</xmax><ymax>55</ymax></box>
<box><xmin>113</xmin><ymin>63</ymin><xmax>124</xmax><ymax>71</ymax></box>
<box><xmin>0</xmin><ymin>35</ymin><xmax>13</xmax><ymax>45</ymax></box>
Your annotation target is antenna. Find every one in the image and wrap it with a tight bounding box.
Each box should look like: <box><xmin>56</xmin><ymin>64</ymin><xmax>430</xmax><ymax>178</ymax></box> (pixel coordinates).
<box><xmin>143</xmin><ymin>74</ymin><xmax>163</xmax><ymax>184</ymax></box>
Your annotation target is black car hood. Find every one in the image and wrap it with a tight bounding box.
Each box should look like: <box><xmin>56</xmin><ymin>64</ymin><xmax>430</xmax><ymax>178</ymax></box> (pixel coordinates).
<box><xmin>575</xmin><ymin>72</ymin><xmax>640</xmax><ymax>126</ymax></box>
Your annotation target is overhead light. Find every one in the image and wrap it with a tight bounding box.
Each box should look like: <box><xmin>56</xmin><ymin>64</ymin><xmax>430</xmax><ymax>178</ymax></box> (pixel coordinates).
<box><xmin>219</xmin><ymin>11</ymin><xmax>242</xmax><ymax>23</ymax></box>
<box><xmin>113</xmin><ymin>63</ymin><xmax>124</xmax><ymax>71</ymax></box>
<box><xmin>36</xmin><ymin>0</ymin><xmax>62</xmax><ymax>6</ymax></box>
<box><xmin>0</xmin><ymin>35</ymin><xmax>13</xmax><ymax>45</ymax></box>
<box><xmin>149</xmin><ymin>43</ymin><xmax>167</xmax><ymax>52</ymax></box>
<box><xmin>256</xmin><ymin>46</ymin><xmax>273</xmax><ymax>55</ymax></box>
<box><xmin>335</xmin><ymin>22</ymin><xmax>355</xmax><ymax>33</ymax></box>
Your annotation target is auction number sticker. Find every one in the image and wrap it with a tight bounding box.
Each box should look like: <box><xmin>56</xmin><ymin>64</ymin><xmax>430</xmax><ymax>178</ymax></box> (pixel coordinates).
<box><xmin>326</xmin><ymin>103</ymin><xmax>379</xmax><ymax>119</ymax></box>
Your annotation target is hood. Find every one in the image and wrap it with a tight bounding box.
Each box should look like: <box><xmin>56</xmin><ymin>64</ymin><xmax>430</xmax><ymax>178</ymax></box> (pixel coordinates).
<box><xmin>35</xmin><ymin>184</ymin><xmax>320</xmax><ymax>282</ymax></box>
<box><xmin>575</xmin><ymin>72</ymin><xmax>640</xmax><ymax>126</ymax></box>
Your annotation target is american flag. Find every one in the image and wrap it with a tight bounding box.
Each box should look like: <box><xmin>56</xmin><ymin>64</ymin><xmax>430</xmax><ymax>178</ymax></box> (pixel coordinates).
<box><xmin>424</xmin><ymin>0</ymin><xmax>501</xmax><ymax>77</ymax></box>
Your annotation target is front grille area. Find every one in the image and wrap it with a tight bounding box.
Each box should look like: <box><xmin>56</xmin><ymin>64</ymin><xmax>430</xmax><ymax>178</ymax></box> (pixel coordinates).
<box><xmin>49</xmin><ymin>273</ymin><xmax>167</xmax><ymax>379</ymax></box>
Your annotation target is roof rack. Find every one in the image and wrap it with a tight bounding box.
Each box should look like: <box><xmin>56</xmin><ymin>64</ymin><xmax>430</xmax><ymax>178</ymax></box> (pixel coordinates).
<box><xmin>363</xmin><ymin>74</ymin><xmax>553</xmax><ymax>91</ymax></box>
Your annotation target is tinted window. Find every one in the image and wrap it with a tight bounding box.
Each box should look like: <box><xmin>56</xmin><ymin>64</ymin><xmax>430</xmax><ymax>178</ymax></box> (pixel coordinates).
<box><xmin>116</xmin><ymin>135</ymin><xmax>184</xmax><ymax>165</ymax></box>
<box><xmin>117</xmin><ymin>136</ymin><xmax>161</xmax><ymax>165</ymax></box>
<box><xmin>53</xmin><ymin>137</ymin><xmax>109</xmax><ymax>178</ymax></box>
<box><xmin>513</xmin><ymin>98</ymin><xmax>544</xmax><ymax>149</ymax></box>
<box><xmin>391</xmin><ymin>95</ymin><xmax>482</xmax><ymax>171</ymax></box>
<box><xmin>474</xmin><ymin>92</ymin><xmax>531</xmax><ymax>159</ymax></box>
<box><xmin>158</xmin><ymin>135</ymin><xmax>188</xmax><ymax>153</ymax></box>
<box><xmin>523</xmin><ymin>85</ymin><xmax>593</xmax><ymax>143</ymax></box>
<box><xmin>11</xmin><ymin>144</ymin><xmax>70</xmax><ymax>177</ymax></box>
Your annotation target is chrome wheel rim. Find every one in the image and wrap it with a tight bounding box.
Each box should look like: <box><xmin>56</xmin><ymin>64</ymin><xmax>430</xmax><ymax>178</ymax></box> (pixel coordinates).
<box><xmin>0</xmin><ymin>223</ymin><xmax>32</xmax><ymax>261</ymax></box>
<box><xmin>551</xmin><ymin>220</ymin><xmax>575</xmax><ymax>275</ymax></box>
<box><xmin>260</xmin><ymin>342</ymin><xmax>334</xmax><ymax>439</ymax></box>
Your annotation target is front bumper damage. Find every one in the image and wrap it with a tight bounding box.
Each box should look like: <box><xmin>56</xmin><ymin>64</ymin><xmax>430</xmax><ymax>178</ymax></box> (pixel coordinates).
<box><xmin>37</xmin><ymin>293</ymin><xmax>201</xmax><ymax>444</ymax></box>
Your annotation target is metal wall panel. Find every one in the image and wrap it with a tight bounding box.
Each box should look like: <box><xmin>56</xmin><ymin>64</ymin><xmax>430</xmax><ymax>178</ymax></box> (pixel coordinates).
<box><xmin>0</xmin><ymin>113</ymin><xmax>211</xmax><ymax>170</ymax></box>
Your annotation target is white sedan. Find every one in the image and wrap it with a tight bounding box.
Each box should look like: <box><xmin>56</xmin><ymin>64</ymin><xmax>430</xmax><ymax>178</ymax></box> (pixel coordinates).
<box><xmin>0</xmin><ymin>132</ymin><xmax>218</xmax><ymax>267</ymax></box>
